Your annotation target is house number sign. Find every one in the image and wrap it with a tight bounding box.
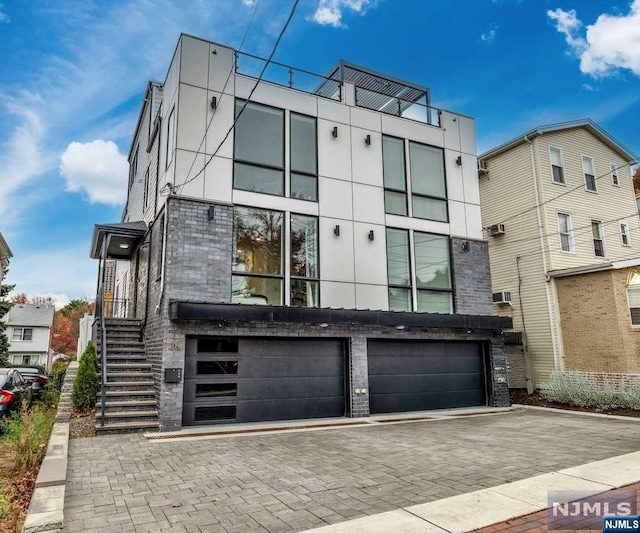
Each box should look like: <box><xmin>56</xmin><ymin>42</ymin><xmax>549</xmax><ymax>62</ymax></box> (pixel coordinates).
<box><xmin>168</xmin><ymin>341</ymin><xmax>180</xmax><ymax>351</ymax></box>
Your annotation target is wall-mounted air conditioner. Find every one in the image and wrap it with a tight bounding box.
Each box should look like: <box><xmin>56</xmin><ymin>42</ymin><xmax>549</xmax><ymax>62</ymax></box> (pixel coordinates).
<box><xmin>488</xmin><ymin>223</ymin><xmax>506</xmax><ymax>236</ymax></box>
<box><xmin>492</xmin><ymin>291</ymin><xmax>512</xmax><ymax>305</ymax></box>
<box><xmin>478</xmin><ymin>160</ymin><xmax>488</xmax><ymax>173</ymax></box>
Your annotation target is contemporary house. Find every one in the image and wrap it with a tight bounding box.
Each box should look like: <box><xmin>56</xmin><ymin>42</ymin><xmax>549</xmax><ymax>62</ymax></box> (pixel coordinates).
<box><xmin>4</xmin><ymin>304</ymin><xmax>55</xmax><ymax>367</ymax></box>
<box><xmin>479</xmin><ymin>120</ymin><xmax>640</xmax><ymax>388</ymax></box>
<box><xmin>90</xmin><ymin>33</ymin><xmax>510</xmax><ymax>431</ymax></box>
<box><xmin>0</xmin><ymin>232</ymin><xmax>11</xmax><ymax>281</ymax></box>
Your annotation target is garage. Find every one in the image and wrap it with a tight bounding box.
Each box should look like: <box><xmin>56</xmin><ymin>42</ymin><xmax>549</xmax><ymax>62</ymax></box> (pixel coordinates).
<box><xmin>368</xmin><ymin>340</ymin><xmax>487</xmax><ymax>414</ymax></box>
<box><xmin>183</xmin><ymin>336</ymin><xmax>346</xmax><ymax>425</ymax></box>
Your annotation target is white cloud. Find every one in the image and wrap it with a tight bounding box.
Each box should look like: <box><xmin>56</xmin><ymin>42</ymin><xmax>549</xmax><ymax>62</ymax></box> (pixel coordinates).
<box><xmin>311</xmin><ymin>0</ymin><xmax>376</xmax><ymax>28</ymax></box>
<box><xmin>480</xmin><ymin>26</ymin><xmax>497</xmax><ymax>43</ymax></box>
<box><xmin>242</xmin><ymin>0</ymin><xmax>258</xmax><ymax>6</ymax></box>
<box><xmin>0</xmin><ymin>4</ymin><xmax>9</xmax><ymax>23</ymax></box>
<box><xmin>60</xmin><ymin>140</ymin><xmax>129</xmax><ymax>205</ymax></box>
<box><xmin>547</xmin><ymin>2</ymin><xmax>640</xmax><ymax>77</ymax></box>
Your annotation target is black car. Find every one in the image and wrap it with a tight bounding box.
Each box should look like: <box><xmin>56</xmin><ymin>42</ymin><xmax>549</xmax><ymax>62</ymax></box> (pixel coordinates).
<box><xmin>0</xmin><ymin>368</ymin><xmax>32</xmax><ymax>417</ymax></box>
<box><xmin>10</xmin><ymin>365</ymin><xmax>48</xmax><ymax>398</ymax></box>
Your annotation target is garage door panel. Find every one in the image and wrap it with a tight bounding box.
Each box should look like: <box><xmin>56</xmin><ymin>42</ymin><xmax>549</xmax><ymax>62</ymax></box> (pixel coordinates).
<box><xmin>370</xmin><ymin>389</ymin><xmax>486</xmax><ymax>414</ymax></box>
<box><xmin>184</xmin><ymin>337</ymin><xmax>346</xmax><ymax>426</ymax></box>
<box><xmin>239</xmin><ymin>338</ymin><xmax>344</xmax><ymax>357</ymax></box>
<box><xmin>367</xmin><ymin>355</ymin><xmax>483</xmax><ymax>375</ymax></box>
<box><xmin>368</xmin><ymin>341</ymin><xmax>445</xmax><ymax>357</ymax></box>
<box><xmin>238</xmin><ymin>397</ymin><xmax>345</xmax><ymax>423</ymax></box>
<box><xmin>239</xmin><ymin>377</ymin><xmax>344</xmax><ymax>400</ymax></box>
<box><xmin>239</xmin><ymin>357</ymin><xmax>344</xmax><ymax>378</ymax></box>
<box><xmin>369</xmin><ymin>373</ymin><xmax>484</xmax><ymax>394</ymax></box>
<box><xmin>368</xmin><ymin>340</ymin><xmax>486</xmax><ymax>414</ymax></box>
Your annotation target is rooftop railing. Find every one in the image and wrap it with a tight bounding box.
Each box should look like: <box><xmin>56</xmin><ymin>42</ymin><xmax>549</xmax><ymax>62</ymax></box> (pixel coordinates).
<box><xmin>234</xmin><ymin>51</ymin><xmax>342</xmax><ymax>102</ymax></box>
<box><xmin>354</xmin><ymin>86</ymin><xmax>441</xmax><ymax>128</ymax></box>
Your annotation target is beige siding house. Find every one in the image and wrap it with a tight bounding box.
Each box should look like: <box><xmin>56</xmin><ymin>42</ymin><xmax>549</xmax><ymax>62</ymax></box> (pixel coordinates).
<box><xmin>479</xmin><ymin>120</ymin><xmax>639</xmax><ymax>387</ymax></box>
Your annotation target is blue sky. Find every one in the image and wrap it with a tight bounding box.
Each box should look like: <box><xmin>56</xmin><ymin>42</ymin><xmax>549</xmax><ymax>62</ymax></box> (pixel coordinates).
<box><xmin>1</xmin><ymin>0</ymin><xmax>639</xmax><ymax>306</ymax></box>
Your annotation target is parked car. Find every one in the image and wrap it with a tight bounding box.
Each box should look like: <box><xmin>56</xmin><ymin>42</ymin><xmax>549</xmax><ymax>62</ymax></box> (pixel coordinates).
<box><xmin>0</xmin><ymin>368</ymin><xmax>32</xmax><ymax>417</ymax></box>
<box><xmin>10</xmin><ymin>365</ymin><xmax>48</xmax><ymax>398</ymax></box>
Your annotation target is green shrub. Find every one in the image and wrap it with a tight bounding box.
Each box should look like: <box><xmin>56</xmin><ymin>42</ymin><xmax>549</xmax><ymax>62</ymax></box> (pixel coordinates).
<box><xmin>71</xmin><ymin>342</ymin><xmax>99</xmax><ymax>413</ymax></box>
<box><xmin>49</xmin><ymin>360</ymin><xmax>69</xmax><ymax>391</ymax></box>
<box><xmin>1</xmin><ymin>403</ymin><xmax>54</xmax><ymax>471</ymax></box>
<box><xmin>541</xmin><ymin>371</ymin><xmax>640</xmax><ymax>410</ymax></box>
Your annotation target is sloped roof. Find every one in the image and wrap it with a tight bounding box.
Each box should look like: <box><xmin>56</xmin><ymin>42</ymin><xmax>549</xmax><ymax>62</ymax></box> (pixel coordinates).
<box><xmin>4</xmin><ymin>304</ymin><xmax>55</xmax><ymax>327</ymax></box>
<box><xmin>479</xmin><ymin>119</ymin><xmax>639</xmax><ymax>162</ymax></box>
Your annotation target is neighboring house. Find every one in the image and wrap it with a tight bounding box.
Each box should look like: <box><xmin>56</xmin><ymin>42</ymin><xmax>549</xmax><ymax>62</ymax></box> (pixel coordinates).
<box><xmin>90</xmin><ymin>34</ymin><xmax>510</xmax><ymax>431</ymax></box>
<box><xmin>3</xmin><ymin>304</ymin><xmax>55</xmax><ymax>367</ymax></box>
<box><xmin>76</xmin><ymin>312</ymin><xmax>94</xmax><ymax>357</ymax></box>
<box><xmin>0</xmin><ymin>232</ymin><xmax>12</xmax><ymax>281</ymax></box>
<box><xmin>479</xmin><ymin>120</ymin><xmax>640</xmax><ymax>387</ymax></box>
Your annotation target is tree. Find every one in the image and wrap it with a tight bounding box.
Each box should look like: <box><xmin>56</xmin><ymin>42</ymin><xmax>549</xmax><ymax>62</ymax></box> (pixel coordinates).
<box><xmin>51</xmin><ymin>299</ymin><xmax>95</xmax><ymax>356</ymax></box>
<box><xmin>633</xmin><ymin>166</ymin><xmax>640</xmax><ymax>195</ymax></box>
<box><xmin>10</xmin><ymin>293</ymin><xmax>27</xmax><ymax>304</ymax></box>
<box><xmin>0</xmin><ymin>267</ymin><xmax>15</xmax><ymax>367</ymax></box>
<box><xmin>71</xmin><ymin>341</ymin><xmax>99</xmax><ymax>412</ymax></box>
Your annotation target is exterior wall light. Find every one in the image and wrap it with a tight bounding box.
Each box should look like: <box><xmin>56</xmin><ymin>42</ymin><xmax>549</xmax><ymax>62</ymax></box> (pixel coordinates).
<box><xmin>118</xmin><ymin>243</ymin><xmax>130</xmax><ymax>249</ymax></box>
<box><xmin>365</xmin><ymin>134</ymin><xmax>371</xmax><ymax>146</ymax></box>
<box><xmin>208</xmin><ymin>206</ymin><xmax>215</xmax><ymax>220</ymax></box>
<box><xmin>333</xmin><ymin>224</ymin><xmax>340</xmax><ymax>237</ymax></box>
<box><xmin>332</xmin><ymin>126</ymin><xmax>338</xmax><ymax>138</ymax></box>
<box><xmin>456</xmin><ymin>155</ymin><xmax>462</xmax><ymax>166</ymax></box>
<box><xmin>210</xmin><ymin>96</ymin><xmax>217</xmax><ymax>110</ymax></box>
<box><xmin>461</xmin><ymin>241</ymin><xmax>470</xmax><ymax>252</ymax></box>
<box><xmin>318</xmin><ymin>323</ymin><xmax>329</xmax><ymax>328</ymax></box>
<box><xmin>395</xmin><ymin>325</ymin><xmax>405</xmax><ymax>330</ymax></box>
<box><xmin>368</xmin><ymin>230</ymin><xmax>375</xmax><ymax>241</ymax></box>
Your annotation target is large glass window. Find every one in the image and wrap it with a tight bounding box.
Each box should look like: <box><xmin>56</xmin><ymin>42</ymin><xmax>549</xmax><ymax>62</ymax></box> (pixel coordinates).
<box><xmin>234</xmin><ymin>101</ymin><xmax>284</xmax><ymax>196</ymax></box>
<box><xmin>386</xmin><ymin>229</ymin><xmax>453</xmax><ymax>313</ymax></box>
<box><xmin>290</xmin><ymin>114</ymin><xmax>317</xmax><ymax>201</ymax></box>
<box><xmin>232</xmin><ymin>206</ymin><xmax>283</xmax><ymax>305</ymax></box>
<box><xmin>386</xmin><ymin>228</ymin><xmax>412</xmax><ymax>311</ymax></box>
<box><xmin>290</xmin><ymin>214</ymin><xmax>319</xmax><ymax>307</ymax></box>
<box><xmin>414</xmin><ymin>232</ymin><xmax>453</xmax><ymax>313</ymax></box>
<box><xmin>382</xmin><ymin>136</ymin><xmax>407</xmax><ymax>216</ymax></box>
<box><xmin>409</xmin><ymin>142</ymin><xmax>447</xmax><ymax>222</ymax></box>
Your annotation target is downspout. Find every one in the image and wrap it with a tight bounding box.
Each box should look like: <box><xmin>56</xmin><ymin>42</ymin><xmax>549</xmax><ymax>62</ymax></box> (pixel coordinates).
<box><xmin>524</xmin><ymin>134</ymin><xmax>563</xmax><ymax>375</ymax></box>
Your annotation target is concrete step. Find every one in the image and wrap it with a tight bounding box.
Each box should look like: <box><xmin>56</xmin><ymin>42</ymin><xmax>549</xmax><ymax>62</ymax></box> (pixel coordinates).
<box><xmin>106</xmin><ymin>372</ymin><xmax>153</xmax><ymax>383</ymax></box>
<box><xmin>101</xmin><ymin>399</ymin><xmax>157</xmax><ymax>409</ymax></box>
<box><xmin>104</xmin><ymin>318</ymin><xmax>142</xmax><ymax>326</ymax></box>
<box><xmin>99</xmin><ymin>409</ymin><xmax>158</xmax><ymax>419</ymax></box>
<box><xmin>101</xmin><ymin>363</ymin><xmax>152</xmax><ymax>370</ymax></box>
<box><xmin>104</xmin><ymin>381</ymin><xmax>155</xmax><ymax>390</ymax></box>
<box><xmin>102</xmin><ymin>354</ymin><xmax>147</xmax><ymax>362</ymax></box>
<box><xmin>95</xmin><ymin>420</ymin><xmax>160</xmax><ymax>434</ymax></box>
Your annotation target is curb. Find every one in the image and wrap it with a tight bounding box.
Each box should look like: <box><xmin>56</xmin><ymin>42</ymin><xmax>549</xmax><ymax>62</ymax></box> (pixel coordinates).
<box><xmin>22</xmin><ymin>361</ymin><xmax>78</xmax><ymax>533</ymax></box>
<box><xmin>513</xmin><ymin>403</ymin><xmax>640</xmax><ymax>422</ymax></box>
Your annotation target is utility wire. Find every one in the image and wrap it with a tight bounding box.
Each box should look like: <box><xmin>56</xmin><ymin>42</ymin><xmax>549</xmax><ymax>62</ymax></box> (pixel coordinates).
<box><xmin>173</xmin><ymin>0</ymin><xmax>301</xmax><ymax>194</ymax></box>
<box><xmin>167</xmin><ymin>0</ymin><xmax>263</xmax><ymax>195</ymax></box>
<box><xmin>493</xmin><ymin>161</ymin><xmax>635</xmax><ymax>227</ymax></box>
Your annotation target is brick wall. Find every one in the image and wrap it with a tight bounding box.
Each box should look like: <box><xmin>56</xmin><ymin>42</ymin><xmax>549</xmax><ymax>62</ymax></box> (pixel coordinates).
<box><xmin>555</xmin><ymin>269</ymin><xmax>640</xmax><ymax>374</ymax></box>
<box><xmin>451</xmin><ymin>238</ymin><xmax>493</xmax><ymax>316</ymax></box>
<box><xmin>505</xmin><ymin>344</ymin><xmax>527</xmax><ymax>388</ymax></box>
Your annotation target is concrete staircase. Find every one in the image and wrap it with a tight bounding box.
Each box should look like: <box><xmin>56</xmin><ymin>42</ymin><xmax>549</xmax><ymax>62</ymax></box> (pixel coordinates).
<box><xmin>95</xmin><ymin>318</ymin><xmax>159</xmax><ymax>433</ymax></box>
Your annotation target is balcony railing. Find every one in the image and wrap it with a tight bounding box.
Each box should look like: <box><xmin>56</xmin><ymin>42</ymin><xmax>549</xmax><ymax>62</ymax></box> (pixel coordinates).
<box><xmin>102</xmin><ymin>298</ymin><xmax>131</xmax><ymax>319</ymax></box>
<box><xmin>354</xmin><ymin>86</ymin><xmax>441</xmax><ymax>127</ymax></box>
<box><xmin>234</xmin><ymin>51</ymin><xmax>342</xmax><ymax>102</ymax></box>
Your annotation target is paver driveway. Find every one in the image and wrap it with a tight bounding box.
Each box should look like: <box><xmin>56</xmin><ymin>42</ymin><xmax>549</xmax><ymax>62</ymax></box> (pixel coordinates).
<box><xmin>62</xmin><ymin>410</ymin><xmax>640</xmax><ymax>533</ymax></box>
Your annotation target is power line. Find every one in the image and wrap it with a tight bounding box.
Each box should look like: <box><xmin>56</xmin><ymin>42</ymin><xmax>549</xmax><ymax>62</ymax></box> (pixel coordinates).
<box><xmin>494</xmin><ymin>161</ymin><xmax>635</xmax><ymax>227</ymax></box>
<box><xmin>173</xmin><ymin>0</ymin><xmax>301</xmax><ymax>194</ymax></box>
<box><xmin>166</xmin><ymin>0</ymin><xmax>262</xmax><ymax>196</ymax></box>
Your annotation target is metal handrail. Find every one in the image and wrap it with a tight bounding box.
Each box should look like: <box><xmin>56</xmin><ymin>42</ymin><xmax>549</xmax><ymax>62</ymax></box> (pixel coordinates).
<box><xmin>99</xmin><ymin>240</ymin><xmax>107</xmax><ymax>427</ymax></box>
<box><xmin>354</xmin><ymin>86</ymin><xmax>441</xmax><ymax>127</ymax></box>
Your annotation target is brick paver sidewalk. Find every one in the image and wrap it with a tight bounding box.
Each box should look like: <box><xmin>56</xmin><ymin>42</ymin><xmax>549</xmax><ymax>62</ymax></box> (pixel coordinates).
<box><xmin>474</xmin><ymin>482</ymin><xmax>640</xmax><ymax>533</ymax></box>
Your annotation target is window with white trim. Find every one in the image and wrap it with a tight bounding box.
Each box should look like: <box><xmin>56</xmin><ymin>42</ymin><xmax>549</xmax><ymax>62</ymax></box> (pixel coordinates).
<box><xmin>549</xmin><ymin>147</ymin><xmax>565</xmax><ymax>184</ymax></box>
<box><xmin>12</xmin><ymin>328</ymin><xmax>33</xmax><ymax>341</ymax></box>
<box><xmin>557</xmin><ymin>213</ymin><xmax>574</xmax><ymax>253</ymax></box>
<box><xmin>611</xmin><ymin>163</ymin><xmax>619</xmax><ymax>186</ymax></box>
<box><xmin>620</xmin><ymin>222</ymin><xmax>630</xmax><ymax>246</ymax></box>
<box><xmin>591</xmin><ymin>220</ymin><xmax>605</xmax><ymax>257</ymax></box>
<box><xmin>627</xmin><ymin>271</ymin><xmax>640</xmax><ymax>326</ymax></box>
<box><xmin>143</xmin><ymin>168</ymin><xmax>150</xmax><ymax>209</ymax></box>
<box><xmin>582</xmin><ymin>156</ymin><xmax>597</xmax><ymax>192</ymax></box>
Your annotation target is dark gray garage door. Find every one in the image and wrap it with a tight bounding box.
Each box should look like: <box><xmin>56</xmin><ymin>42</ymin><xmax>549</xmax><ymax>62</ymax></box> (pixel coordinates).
<box><xmin>368</xmin><ymin>340</ymin><xmax>486</xmax><ymax>414</ymax></box>
<box><xmin>183</xmin><ymin>336</ymin><xmax>346</xmax><ymax>425</ymax></box>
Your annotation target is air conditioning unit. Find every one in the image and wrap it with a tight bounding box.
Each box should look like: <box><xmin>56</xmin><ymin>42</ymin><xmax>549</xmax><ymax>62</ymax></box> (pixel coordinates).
<box><xmin>488</xmin><ymin>223</ymin><xmax>506</xmax><ymax>236</ymax></box>
<box><xmin>478</xmin><ymin>160</ymin><xmax>488</xmax><ymax>173</ymax></box>
<box><xmin>492</xmin><ymin>291</ymin><xmax>512</xmax><ymax>305</ymax></box>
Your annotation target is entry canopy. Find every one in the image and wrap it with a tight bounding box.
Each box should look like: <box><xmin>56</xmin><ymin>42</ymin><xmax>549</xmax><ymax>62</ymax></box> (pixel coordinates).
<box><xmin>90</xmin><ymin>221</ymin><xmax>147</xmax><ymax>260</ymax></box>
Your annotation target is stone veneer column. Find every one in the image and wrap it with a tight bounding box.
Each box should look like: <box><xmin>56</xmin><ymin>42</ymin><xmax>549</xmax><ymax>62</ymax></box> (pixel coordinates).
<box><xmin>349</xmin><ymin>336</ymin><xmax>370</xmax><ymax>417</ymax></box>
